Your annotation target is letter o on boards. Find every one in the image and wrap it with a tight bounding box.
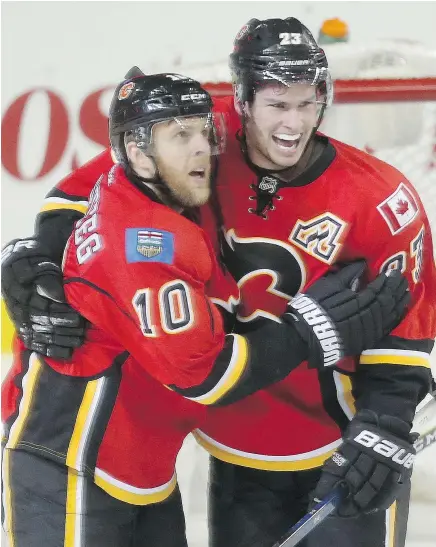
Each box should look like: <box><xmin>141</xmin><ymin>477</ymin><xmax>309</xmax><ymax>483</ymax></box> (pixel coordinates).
<box><xmin>1</xmin><ymin>89</ymin><xmax>69</xmax><ymax>180</ymax></box>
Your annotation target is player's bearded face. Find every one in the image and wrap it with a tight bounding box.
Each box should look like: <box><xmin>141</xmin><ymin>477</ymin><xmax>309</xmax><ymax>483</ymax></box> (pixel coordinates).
<box><xmin>153</xmin><ymin>117</ymin><xmax>212</xmax><ymax>207</ymax></box>
<box><xmin>244</xmin><ymin>83</ymin><xmax>320</xmax><ymax>170</ymax></box>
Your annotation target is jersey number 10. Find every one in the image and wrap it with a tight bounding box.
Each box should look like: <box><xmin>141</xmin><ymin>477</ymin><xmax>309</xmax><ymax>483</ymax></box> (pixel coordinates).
<box><xmin>132</xmin><ymin>280</ymin><xmax>194</xmax><ymax>336</ymax></box>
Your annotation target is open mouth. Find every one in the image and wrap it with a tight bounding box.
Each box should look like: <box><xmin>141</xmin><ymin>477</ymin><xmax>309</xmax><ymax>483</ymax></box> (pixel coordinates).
<box><xmin>189</xmin><ymin>168</ymin><xmax>206</xmax><ymax>179</ymax></box>
<box><xmin>272</xmin><ymin>133</ymin><xmax>302</xmax><ymax>151</ymax></box>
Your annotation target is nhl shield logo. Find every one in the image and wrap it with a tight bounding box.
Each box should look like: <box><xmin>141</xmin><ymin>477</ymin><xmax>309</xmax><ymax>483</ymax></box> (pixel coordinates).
<box><xmin>258</xmin><ymin>176</ymin><xmax>279</xmax><ymax>194</ymax></box>
<box><xmin>137</xmin><ymin>230</ymin><xmax>163</xmax><ymax>258</ymax></box>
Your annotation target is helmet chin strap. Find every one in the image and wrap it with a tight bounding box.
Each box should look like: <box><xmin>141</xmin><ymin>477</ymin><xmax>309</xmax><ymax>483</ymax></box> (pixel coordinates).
<box><xmin>125</xmin><ymin>158</ymin><xmax>181</xmax><ymax>210</ymax></box>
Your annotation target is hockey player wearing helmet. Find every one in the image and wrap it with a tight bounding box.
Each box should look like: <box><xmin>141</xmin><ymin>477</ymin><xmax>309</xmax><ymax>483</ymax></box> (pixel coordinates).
<box><xmin>2</xmin><ymin>17</ymin><xmax>435</xmax><ymax>547</ymax></box>
<box><xmin>2</xmin><ymin>68</ymin><xmax>410</xmax><ymax>547</ymax></box>
<box><xmin>230</xmin><ymin>17</ymin><xmax>332</xmax><ymax>174</ymax></box>
<box><xmin>1</xmin><ymin>71</ymin><xmax>225</xmax><ymax>547</ymax></box>
<box><xmin>203</xmin><ymin>18</ymin><xmax>435</xmax><ymax>547</ymax></box>
<box><xmin>109</xmin><ymin>71</ymin><xmax>223</xmax><ymax>209</ymax></box>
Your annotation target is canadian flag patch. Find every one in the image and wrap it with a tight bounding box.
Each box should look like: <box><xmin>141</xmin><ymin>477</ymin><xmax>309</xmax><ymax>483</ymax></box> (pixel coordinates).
<box><xmin>377</xmin><ymin>183</ymin><xmax>419</xmax><ymax>235</ymax></box>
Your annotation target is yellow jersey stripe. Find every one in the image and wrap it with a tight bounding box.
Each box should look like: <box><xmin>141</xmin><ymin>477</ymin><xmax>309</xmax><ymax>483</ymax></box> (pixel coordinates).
<box><xmin>333</xmin><ymin>371</ymin><xmax>356</xmax><ymax>419</ymax></box>
<box><xmin>1</xmin><ymin>299</ymin><xmax>14</xmax><ymax>354</ymax></box>
<box><xmin>386</xmin><ymin>500</ymin><xmax>397</xmax><ymax>547</ymax></box>
<box><xmin>94</xmin><ymin>470</ymin><xmax>177</xmax><ymax>506</ymax></box>
<box><xmin>65</xmin><ymin>468</ymin><xmax>84</xmax><ymax>547</ymax></box>
<box><xmin>6</xmin><ymin>353</ymin><xmax>43</xmax><ymax>449</ymax></box>
<box><xmin>66</xmin><ymin>379</ymin><xmax>101</xmax><ymax>470</ymax></box>
<box><xmin>193</xmin><ymin>431</ymin><xmax>340</xmax><ymax>471</ymax></box>
<box><xmin>188</xmin><ymin>334</ymin><xmax>249</xmax><ymax>405</ymax></box>
<box><xmin>2</xmin><ymin>449</ymin><xmax>15</xmax><ymax>547</ymax></box>
<box><xmin>40</xmin><ymin>202</ymin><xmax>88</xmax><ymax>214</ymax></box>
<box><xmin>360</xmin><ymin>354</ymin><xmax>430</xmax><ymax>367</ymax></box>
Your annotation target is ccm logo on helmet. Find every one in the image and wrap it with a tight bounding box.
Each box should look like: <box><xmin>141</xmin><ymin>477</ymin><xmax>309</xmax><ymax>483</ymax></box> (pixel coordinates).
<box><xmin>354</xmin><ymin>430</ymin><xmax>415</xmax><ymax>468</ymax></box>
<box><xmin>181</xmin><ymin>93</ymin><xmax>208</xmax><ymax>101</ymax></box>
<box><xmin>290</xmin><ymin>294</ymin><xmax>342</xmax><ymax>366</ymax></box>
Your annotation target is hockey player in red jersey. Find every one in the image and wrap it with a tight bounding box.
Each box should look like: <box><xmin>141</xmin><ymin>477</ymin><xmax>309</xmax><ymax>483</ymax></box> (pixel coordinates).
<box><xmin>201</xmin><ymin>19</ymin><xmax>435</xmax><ymax>547</ymax></box>
<box><xmin>2</xmin><ymin>71</ymin><xmax>410</xmax><ymax>547</ymax></box>
<box><xmin>2</xmin><ymin>17</ymin><xmax>435</xmax><ymax>547</ymax></box>
<box><xmin>208</xmin><ymin>19</ymin><xmax>435</xmax><ymax>547</ymax></box>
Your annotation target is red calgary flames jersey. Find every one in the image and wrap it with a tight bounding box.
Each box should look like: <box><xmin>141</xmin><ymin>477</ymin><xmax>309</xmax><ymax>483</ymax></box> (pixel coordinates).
<box><xmin>59</xmin><ymin>165</ymin><xmax>246</xmax><ymax>395</ymax></box>
<box><xmin>196</xmin><ymin>105</ymin><xmax>435</xmax><ymax>470</ymax></box>
<box><xmin>2</xmin><ymin>163</ymin><xmax>251</xmax><ymax>504</ymax></box>
<box><xmin>34</xmin><ymin>96</ymin><xmax>435</xmax><ymax>472</ymax></box>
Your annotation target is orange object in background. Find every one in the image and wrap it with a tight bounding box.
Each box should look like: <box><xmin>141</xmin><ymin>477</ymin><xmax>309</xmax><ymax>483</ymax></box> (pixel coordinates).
<box><xmin>318</xmin><ymin>17</ymin><xmax>349</xmax><ymax>44</ymax></box>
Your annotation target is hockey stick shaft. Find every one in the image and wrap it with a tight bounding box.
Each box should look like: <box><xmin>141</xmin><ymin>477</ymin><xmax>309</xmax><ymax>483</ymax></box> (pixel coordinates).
<box><xmin>415</xmin><ymin>425</ymin><xmax>436</xmax><ymax>453</ymax></box>
<box><xmin>413</xmin><ymin>389</ymin><xmax>436</xmax><ymax>453</ymax></box>
<box><xmin>271</xmin><ymin>485</ymin><xmax>346</xmax><ymax>547</ymax></box>
<box><xmin>414</xmin><ymin>389</ymin><xmax>436</xmax><ymax>428</ymax></box>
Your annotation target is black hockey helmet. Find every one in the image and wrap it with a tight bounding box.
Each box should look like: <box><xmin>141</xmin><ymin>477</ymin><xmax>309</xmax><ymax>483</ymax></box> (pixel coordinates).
<box><xmin>229</xmin><ymin>17</ymin><xmax>333</xmax><ymax>110</ymax></box>
<box><xmin>109</xmin><ymin>70</ymin><xmax>220</xmax><ymax>165</ymax></box>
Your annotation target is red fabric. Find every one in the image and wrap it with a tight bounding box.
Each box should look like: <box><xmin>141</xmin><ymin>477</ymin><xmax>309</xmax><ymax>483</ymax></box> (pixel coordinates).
<box><xmin>54</xmin><ymin>149</ymin><xmax>114</xmax><ymax>197</ymax></box>
<box><xmin>95</xmin><ymin>354</ymin><xmax>207</xmax><ymax>488</ymax></box>
<box><xmin>1</xmin><ymin>336</ymin><xmax>26</xmax><ymax>424</ymax></box>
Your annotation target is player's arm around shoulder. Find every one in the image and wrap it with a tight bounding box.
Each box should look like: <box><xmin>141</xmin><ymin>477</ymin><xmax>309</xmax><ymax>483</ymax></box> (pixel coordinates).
<box><xmin>62</xmin><ymin>186</ymin><xmax>306</xmax><ymax>408</ymax></box>
<box><xmin>39</xmin><ymin>149</ymin><xmax>113</xmax><ymax>216</ymax></box>
<box><xmin>35</xmin><ymin>149</ymin><xmax>114</xmax><ymax>261</ymax></box>
<box><xmin>0</xmin><ymin>155</ymin><xmax>113</xmax><ymax>361</ymax></box>
<box><xmin>350</xmin><ymin>174</ymin><xmax>436</xmax><ymax>421</ymax></box>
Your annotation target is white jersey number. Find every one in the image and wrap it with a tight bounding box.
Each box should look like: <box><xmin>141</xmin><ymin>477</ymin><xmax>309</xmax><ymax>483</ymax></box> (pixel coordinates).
<box><xmin>132</xmin><ymin>280</ymin><xmax>194</xmax><ymax>337</ymax></box>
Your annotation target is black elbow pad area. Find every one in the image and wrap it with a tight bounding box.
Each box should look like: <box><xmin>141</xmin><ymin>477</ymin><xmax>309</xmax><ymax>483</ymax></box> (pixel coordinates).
<box><xmin>36</xmin><ymin>210</ymin><xmax>84</xmax><ymax>263</ymax></box>
<box><xmin>354</xmin><ymin>335</ymin><xmax>434</xmax><ymax>426</ymax></box>
<box><xmin>168</xmin><ymin>320</ymin><xmax>308</xmax><ymax>407</ymax></box>
<box><xmin>214</xmin><ymin>320</ymin><xmax>308</xmax><ymax>406</ymax></box>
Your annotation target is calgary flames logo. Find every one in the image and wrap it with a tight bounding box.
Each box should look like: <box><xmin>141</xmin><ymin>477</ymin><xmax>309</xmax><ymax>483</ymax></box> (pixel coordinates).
<box><xmin>118</xmin><ymin>82</ymin><xmax>135</xmax><ymax>100</ymax></box>
<box><xmin>222</xmin><ymin>229</ymin><xmax>306</xmax><ymax>324</ymax></box>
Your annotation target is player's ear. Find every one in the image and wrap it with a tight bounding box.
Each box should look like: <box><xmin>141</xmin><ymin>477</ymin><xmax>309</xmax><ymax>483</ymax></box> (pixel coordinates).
<box><xmin>233</xmin><ymin>91</ymin><xmax>244</xmax><ymax>117</ymax></box>
<box><xmin>233</xmin><ymin>85</ymin><xmax>251</xmax><ymax>118</ymax></box>
<box><xmin>126</xmin><ymin>142</ymin><xmax>155</xmax><ymax>178</ymax></box>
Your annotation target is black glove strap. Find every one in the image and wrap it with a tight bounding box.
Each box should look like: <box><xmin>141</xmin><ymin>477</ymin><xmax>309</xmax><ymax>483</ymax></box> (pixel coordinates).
<box><xmin>287</xmin><ymin>293</ymin><xmax>343</xmax><ymax>368</ymax></box>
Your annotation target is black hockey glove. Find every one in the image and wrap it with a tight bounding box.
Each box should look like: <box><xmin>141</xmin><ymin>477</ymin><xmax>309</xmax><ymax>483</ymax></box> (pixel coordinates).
<box><xmin>282</xmin><ymin>261</ymin><xmax>410</xmax><ymax>369</ymax></box>
<box><xmin>1</xmin><ymin>237</ymin><xmax>87</xmax><ymax>359</ymax></box>
<box><xmin>312</xmin><ymin>410</ymin><xmax>417</xmax><ymax>517</ymax></box>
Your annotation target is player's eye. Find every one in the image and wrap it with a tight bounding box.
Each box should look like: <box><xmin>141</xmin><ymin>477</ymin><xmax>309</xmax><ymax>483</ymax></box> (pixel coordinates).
<box><xmin>269</xmin><ymin>103</ymin><xmax>286</xmax><ymax>109</ymax></box>
<box><xmin>298</xmin><ymin>100</ymin><xmax>315</xmax><ymax>109</ymax></box>
<box><xmin>175</xmin><ymin>130</ymin><xmax>189</xmax><ymax>139</ymax></box>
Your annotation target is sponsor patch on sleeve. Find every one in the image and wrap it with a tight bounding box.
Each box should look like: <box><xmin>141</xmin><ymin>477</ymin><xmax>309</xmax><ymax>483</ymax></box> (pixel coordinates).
<box><xmin>376</xmin><ymin>183</ymin><xmax>419</xmax><ymax>235</ymax></box>
<box><xmin>125</xmin><ymin>228</ymin><xmax>175</xmax><ymax>264</ymax></box>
